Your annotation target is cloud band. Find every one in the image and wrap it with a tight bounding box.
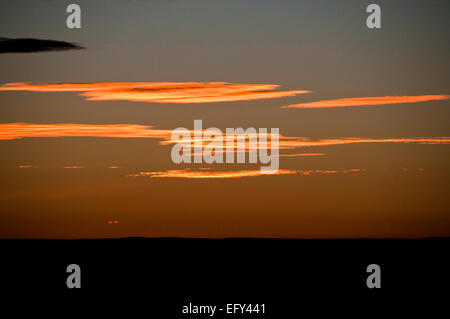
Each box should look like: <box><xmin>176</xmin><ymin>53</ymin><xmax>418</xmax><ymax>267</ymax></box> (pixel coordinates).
<box><xmin>0</xmin><ymin>82</ymin><xmax>309</xmax><ymax>104</ymax></box>
<box><xmin>282</xmin><ymin>95</ymin><xmax>449</xmax><ymax>109</ymax></box>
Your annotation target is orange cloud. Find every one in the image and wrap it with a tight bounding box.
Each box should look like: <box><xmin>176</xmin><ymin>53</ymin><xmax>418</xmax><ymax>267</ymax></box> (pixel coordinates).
<box><xmin>341</xmin><ymin>168</ymin><xmax>365</xmax><ymax>173</ymax></box>
<box><xmin>0</xmin><ymin>123</ymin><xmax>172</xmax><ymax>140</ymax></box>
<box><xmin>162</xmin><ymin>136</ymin><xmax>450</xmax><ymax>150</ymax></box>
<box><xmin>1</xmin><ymin>124</ymin><xmax>449</xmax><ymax>153</ymax></box>
<box><xmin>128</xmin><ymin>169</ymin><xmax>296</xmax><ymax>179</ymax></box>
<box><xmin>128</xmin><ymin>168</ymin><xmax>364</xmax><ymax>179</ymax></box>
<box><xmin>278</xmin><ymin>137</ymin><xmax>450</xmax><ymax>149</ymax></box>
<box><xmin>282</xmin><ymin>95</ymin><xmax>450</xmax><ymax>109</ymax></box>
<box><xmin>280</xmin><ymin>153</ymin><xmax>326</xmax><ymax>157</ymax></box>
<box><xmin>63</xmin><ymin>166</ymin><xmax>85</xmax><ymax>169</ymax></box>
<box><xmin>2</xmin><ymin>122</ymin><xmax>450</xmax><ymax>151</ymax></box>
<box><xmin>0</xmin><ymin>82</ymin><xmax>309</xmax><ymax>104</ymax></box>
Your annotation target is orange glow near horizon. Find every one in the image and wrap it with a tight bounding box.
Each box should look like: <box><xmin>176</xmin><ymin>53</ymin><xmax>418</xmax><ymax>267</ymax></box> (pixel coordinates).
<box><xmin>0</xmin><ymin>82</ymin><xmax>310</xmax><ymax>104</ymax></box>
<box><xmin>282</xmin><ymin>95</ymin><xmax>450</xmax><ymax>109</ymax></box>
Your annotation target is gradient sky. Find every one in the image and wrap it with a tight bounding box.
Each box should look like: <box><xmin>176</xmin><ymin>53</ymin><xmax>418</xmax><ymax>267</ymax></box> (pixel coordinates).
<box><xmin>0</xmin><ymin>0</ymin><xmax>449</xmax><ymax>238</ymax></box>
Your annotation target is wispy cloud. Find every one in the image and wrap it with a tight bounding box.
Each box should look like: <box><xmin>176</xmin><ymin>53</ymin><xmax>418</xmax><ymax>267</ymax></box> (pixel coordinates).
<box><xmin>63</xmin><ymin>166</ymin><xmax>85</xmax><ymax>169</ymax></box>
<box><xmin>282</xmin><ymin>95</ymin><xmax>449</xmax><ymax>109</ymax></box>
<box><xmin>162</xmin><ymin>135</ymin><xmax>450</xmax><ymax>150</ymax></box>
<box><xmin>277</xmin><ymin>137</ymin><xmax>450</xmax><ymax>149</ymax></box>
<box><xmin>128</xmin><ymin>168</ymin><xmax>364</xmax><ymax>179</ymax></box>
<box><xmin>1</xmin><ymin>124</ymin><xmax>449</xmax><ymax>152</ymax></box>
<box><xmin>341</xmin><ymin>168</ymin><xmax>365</xmax><ymax>173</ymax></box>
<box><xmin>128</xmin><ymin>169</ymin><xmax>299</xmax><ymax>179</ymax></box>
<box><xmin>0</xmin><ymin>82</ymin><xmax>309</xmax><ymax>104</ymax></box>
<box><xmin>0</xmin><ymin>37</ymin><xmax>84</xmax><ymax>53</ymax></box>
<box><xmin>0</xmin><ymin>123</ymin><xmax>172</xmax><ymax>140</ymax></box>
<box><xmin>280</xmin><ymin>153</ymin><xmax>326</xmax><ymax>157</ymax></box>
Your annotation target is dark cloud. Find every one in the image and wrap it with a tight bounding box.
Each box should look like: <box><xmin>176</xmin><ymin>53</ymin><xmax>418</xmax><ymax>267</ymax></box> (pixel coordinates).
<box><xmin>0</xmin><ymin>37</ymin><xmax>85</xmax><ymax>53</ymax></box>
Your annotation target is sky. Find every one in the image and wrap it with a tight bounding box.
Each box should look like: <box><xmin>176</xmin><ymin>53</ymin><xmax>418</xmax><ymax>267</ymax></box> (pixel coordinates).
<box><xmin>0</xmin><ymin>0</ymin><xmax>449</xmax><ymax>238</ymax></box>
